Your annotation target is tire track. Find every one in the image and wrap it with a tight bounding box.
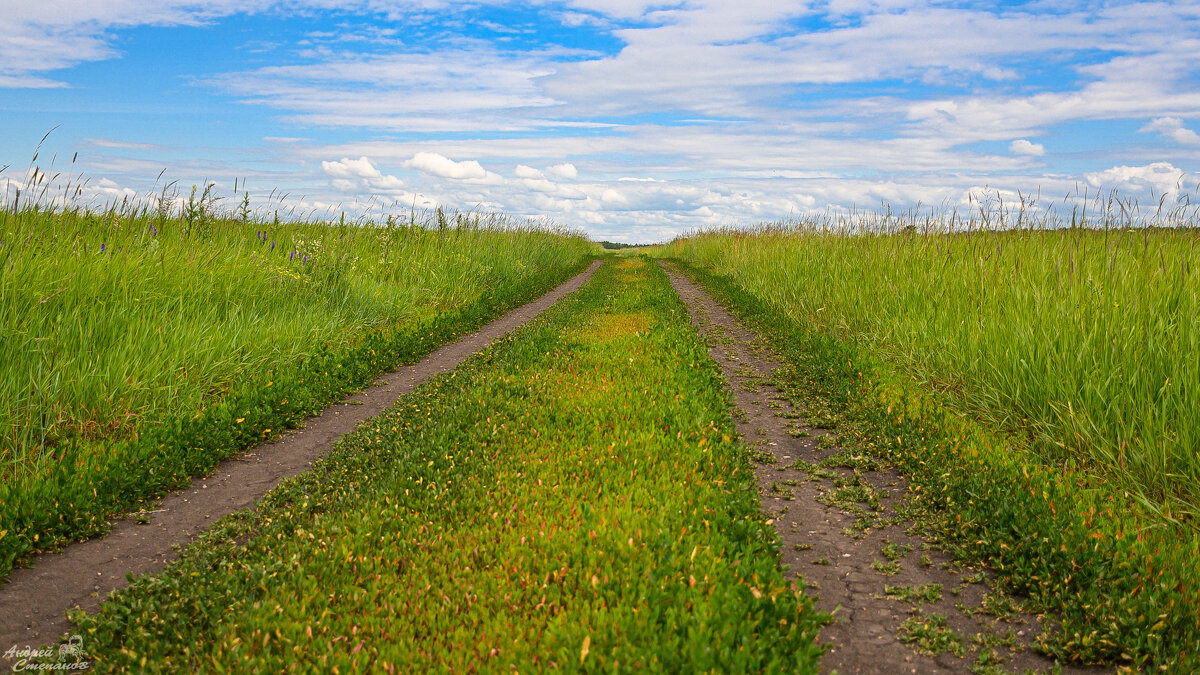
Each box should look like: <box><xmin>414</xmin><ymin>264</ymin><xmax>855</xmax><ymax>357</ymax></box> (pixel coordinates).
<box><xmin>661</xmin><ymin>262</ymin><xmax>1096</xmax><ymax>675</ymax></box>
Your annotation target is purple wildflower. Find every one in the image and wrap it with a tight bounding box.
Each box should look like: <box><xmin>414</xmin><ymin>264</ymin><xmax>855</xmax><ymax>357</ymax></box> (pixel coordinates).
<box><xmin>100</xmin><ymin>243</ymin><xmax>106</xmax><ymax>253</ymax></box>
<box><xmin>270</xmin><ymin>241</ymin><xmax>276</xmax><ymax>251</ymax></box>
<box><xmin>303</xmin><ymin>256</ymin><xmax>308</xmax><ymax>264</ymax></box>
<box><xmin>290</xmin><ymin>251</ymin><xmax>295</xmax><ymax>261</ymax></box>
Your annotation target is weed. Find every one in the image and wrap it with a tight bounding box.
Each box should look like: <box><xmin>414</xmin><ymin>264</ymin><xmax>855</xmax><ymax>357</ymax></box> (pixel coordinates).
<box><xmin>748</xmin><ymin>448</ymin><xmax>776</xmax><ymax>464</ymax></box>
<box><xmin>881</xmin><ymin>540</ymin><xmax>913</xmax><ymax>561</ymax></box>
<box><xmin>871</xmin><ymin>559</ymin><xmax>903</xmax><ymax>576</ymax></box>
<box><xmin>972</xmin><ymin>592</ymin><xmax>1025</xmax><ymax>622</ymax></box>
<box><xmin>884</xmin><ymin>583</ymin><xmax>943</xmax><ymax>606</ymax></box>
<box><xmin>898</xmin><ymin>612</ymin><xmax>965</xmax><ymax>658</ymax></box>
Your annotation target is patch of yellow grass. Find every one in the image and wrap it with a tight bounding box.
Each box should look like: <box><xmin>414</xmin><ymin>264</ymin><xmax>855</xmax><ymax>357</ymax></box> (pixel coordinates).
<box><xmin>614</xmin><ymin>258</ymin><xmax>648</xmax><ymax>282</ymax></box>
<box><xmin>510</xmin><ymin>363</ymin><xmax>613</xmax><ymax>405</ymax></box>
<box><xmin>588</xmin><ymin>311</ymin><xmax>651</xmax><ymax>340</ymax></box>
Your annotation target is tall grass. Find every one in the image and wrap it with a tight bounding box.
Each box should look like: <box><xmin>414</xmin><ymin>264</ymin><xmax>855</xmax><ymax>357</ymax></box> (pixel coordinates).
<box><xmin>666</xmin><ymin>190</ymin><xmax>1200</xmax><ymax>520</ymax></box>
<box><xmin>0</xmin><ymin>179</ymin><xmax>594</xmax><ymax>484</ymax></box>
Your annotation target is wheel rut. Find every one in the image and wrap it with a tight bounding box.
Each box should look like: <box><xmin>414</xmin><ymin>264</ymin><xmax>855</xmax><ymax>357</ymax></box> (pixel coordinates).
<box><xmin>661</xmin><ymin>262</ymin><xmax>1100</xmax><ymax>675</ymax></box>
<box><xmin>0</xmin><ymin>260</ymin><xmax>602</xmax><ymax>661</ymax></box>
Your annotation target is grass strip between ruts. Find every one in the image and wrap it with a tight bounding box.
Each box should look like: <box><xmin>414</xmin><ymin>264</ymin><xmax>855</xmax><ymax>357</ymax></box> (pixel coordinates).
<box><xmin>665</xmin><ymin>258</ymin><xmax>1199</xmax><ymax>671</ymax></box>
<box><xmin>0</xmin><ymin>257</ymin><xmax>594</xmax><ymax>581</ymax></box>
<box><xmin>61</xmin><ymin>258</ymin><xmax>826</xmax><ymax>673</ymax></box>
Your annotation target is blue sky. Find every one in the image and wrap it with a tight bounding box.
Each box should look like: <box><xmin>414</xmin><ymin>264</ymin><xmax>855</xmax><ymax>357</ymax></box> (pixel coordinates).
<box><xmin>2</xmin><ymin>1</ymin><xmax>1199</xmax><ymax>242</ymax></box>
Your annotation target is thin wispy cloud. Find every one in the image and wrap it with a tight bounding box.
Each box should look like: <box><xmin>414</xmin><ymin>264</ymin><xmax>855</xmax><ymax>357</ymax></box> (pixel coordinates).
<box><xmin>2</xmin><ymin>0</ymin><xmax>1198</xmax><ymax>241</ymax></box>
<box><xmin>1141</xmin><ymin>117</ymin><xmax>1200</xmax><ymax>146</ymax></box>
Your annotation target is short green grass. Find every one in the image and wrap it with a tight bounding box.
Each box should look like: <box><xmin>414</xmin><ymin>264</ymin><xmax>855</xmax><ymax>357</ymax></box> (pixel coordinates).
<box><xmin>61</xmin><ymin>259</ymin><xmax>826</xmax><ymax>672</ymax></box>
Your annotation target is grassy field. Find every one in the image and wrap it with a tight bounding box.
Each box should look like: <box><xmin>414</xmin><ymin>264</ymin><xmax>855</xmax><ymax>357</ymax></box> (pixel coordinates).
<box><xmin>61</xmin><ymin>259</ymin><xmax>825</xmax><ymax>672</ymax></box>
<box><xmin>0</xmin><ymin>195</ymin><xmax>595</xmax><ymax>577</ymax></box>
<box><xmin>666</xmin><ymin>224</ymin><xmax>1199</xmax><ymax>520</ymax></box>
<box><xmin>662</xmin><ymin>214</ymin><xmax>1200</xmax><ymax>669</ymax></box>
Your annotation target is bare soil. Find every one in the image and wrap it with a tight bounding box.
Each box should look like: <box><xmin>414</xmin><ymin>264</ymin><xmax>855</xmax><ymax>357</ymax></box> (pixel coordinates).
<box><xmin>0</xmin><ymin>261</ymin><xmax>601</xmax><ymax>664</ymax></box>
<box><xmin>662</xmin><ymin>262</ymin><xmax>1103</xmax><ymax>675</ymax></box>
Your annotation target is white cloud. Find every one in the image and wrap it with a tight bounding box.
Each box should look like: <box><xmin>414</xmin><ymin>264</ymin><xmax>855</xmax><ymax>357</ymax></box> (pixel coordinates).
<box><xmin>545</xmin><ymin>162</ymin><xmax>578</xmax><ymax>180</ymax></box>
<box><xmin>403</xmin><ymin>152</ymin><xmax>502</xmax><ymax>183</ymax></box>
<box><xmin>600</xmin><ymin>188</ymin><xmax>628</xmax><ymax>204</ymax></box>
<box><xmin>209</xmin><ymin>47</ymin><xmax>560</xmax><ymax>131</ymax></box>
<box><xmin>513</xmin><ymin>164</ymin><xmax>544</xmax><ymax>179</ymax></box>
<box><xmin>0</xmin><ymin>1</ymin><xmax>468</xmax><ymax>86</ymax></box>
<box><xmin>518</xmin><ymin>177</ymin><xmax>588</xmax><ymax>200</ymax></box>
<box><xmin>322</xmin><ymin>156</ymin><xmax>382</xmax><ymax>181</ymax></box>
<box><xmin>1085</xmin><ymin>162</ymin><xmax>1187</xmax><ymax>197</ymax></box>
<box><xmin>321</xmin><ymin>156</ymin><xmax>405</xmax><ymax>191</ymax></box>
<box><xmin>1139</xmin><ymin>117</ymin><xmax>1200</xmax><ymax>145</ymax></box>
<box><xmin>539</xmin><ymin>2</ymin><xmax>1200</xmax><ymax>120</ymax></box>
<box><xmin>1010</xmin><ymin>139</ymin><xmax>1045</xmax><ymax>156</ymax></box>
<box><xmin>0</xmin><ymin>73</ymin><xmax>68</xmax><ymax>88</ymax></box>
<box><xmin>83</xmin><ymin>137</ymin><xmax>166</xmax><ymax>151</ymax></box>
<box><xmin>558</xmin><ymin>10</ymin><xmax>609</xmax><ymax>28</ymax></box>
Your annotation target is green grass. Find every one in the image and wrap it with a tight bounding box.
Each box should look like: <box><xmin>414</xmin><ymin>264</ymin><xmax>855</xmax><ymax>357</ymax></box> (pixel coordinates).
<box><xmin>62</xmin><ymin>259</ymin><xmax>826</xmax><ymax>672</ymax></box>
<box><xmin>662</xmin><ymin>255</ymin><xmax>1200</xmax><ymax>669</ymax></box>
<box><xmin>884</xmin><ymin>583</ymin><xmax>942</xmax><ymax>606</ymax></box>
<box><xmin>665</xmin><ymin>224</ymin><xmax>1199</xmax><ymax>519</ymax></box>
<box><xmin>0</xmin><ymin>194</ymin><xmax>595</xmax><ymax>578</ymax></box>
<box><xmin>898</xmin><ymin>612</ymin><xmax>965</xmax><ymax>658</ymax></box>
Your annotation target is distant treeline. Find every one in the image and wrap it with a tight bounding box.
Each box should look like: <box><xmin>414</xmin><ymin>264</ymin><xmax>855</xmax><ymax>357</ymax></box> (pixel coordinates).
<box><xmin>597</xmin><ymin>240</ymin><xmax>653</xmax><ymax>250</ymax></box>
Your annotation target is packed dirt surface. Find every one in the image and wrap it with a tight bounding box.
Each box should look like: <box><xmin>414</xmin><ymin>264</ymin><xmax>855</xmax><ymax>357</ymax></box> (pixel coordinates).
<box><xmin>0</xmin><ymin>261</ymin><xmax>602</xmax><ymax>663</ymax></box>
<box><xmin>662</xmin><ymin>262</ymin><xmax>1099</xmax><ymax>675</ymax></box>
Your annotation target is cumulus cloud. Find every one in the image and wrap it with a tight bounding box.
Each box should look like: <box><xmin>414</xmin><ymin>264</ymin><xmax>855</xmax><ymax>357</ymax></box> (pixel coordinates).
<box><xmin>85</xmin><ymin>177</ymin><xmax>139</xmax><ymax>202</ymax></box>
<box><xmin>513</xmin><ymin>164</ymin><xmax>544</xmax><ymax>179</ymax></box>
<box><xmin>545</xmin><ymin>162</ymin><xmax>578</xmax><ymax>179</ymax></box>
<box><xmin>1139</xmin><ymin>117</ymin><xmax>1200</xmax><ymax>145</ymax></box>
<box><xmin>321</xmin><ymin>156</ymin><xmax>405</xmax><ymax>191</ymax></box>
<box><xmin>403</xmin><ymin>152</ymin><xmax>502</xmax><ymax>183</ymax></box>
<box><xmin>1085</xmin><ymin>162</ymin><xmax>1187</xmax><ymax>197</ymax></box>
<box><xmin>1010</xmin><ymin>139</ymin><xmax>1045</xmax><ymax>156</ymax></box>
